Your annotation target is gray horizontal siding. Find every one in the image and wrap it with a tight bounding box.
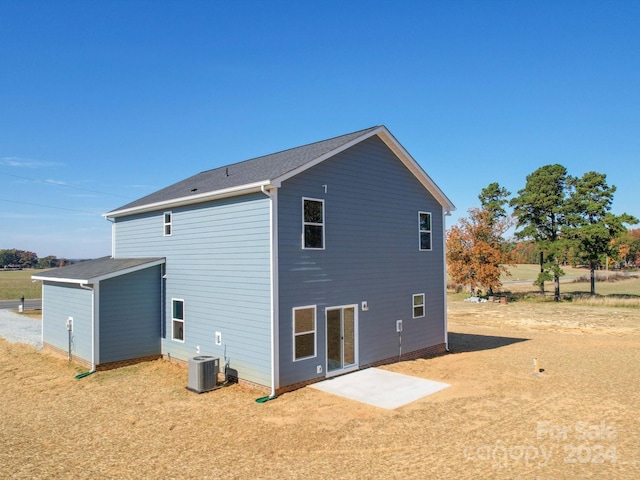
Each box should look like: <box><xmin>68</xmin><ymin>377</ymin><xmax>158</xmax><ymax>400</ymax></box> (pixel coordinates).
<box><xmin>278</xmin><ymin>135</ymin><xmax>446</xmax><ymax>387</ymax></box>
<box><xmin>98</xmin><ymin>266</ymin><xmax>162</xmax><ymax>364</ymax></box>
<box><xmin>114</xmin><ymin>193</ymin><xmax>272</xmax><ymax>387</ymax></box>
<box><xmin>42</xmin><ymin>282</ymin><xmax>93</xmax><ymax>364</ymax></box>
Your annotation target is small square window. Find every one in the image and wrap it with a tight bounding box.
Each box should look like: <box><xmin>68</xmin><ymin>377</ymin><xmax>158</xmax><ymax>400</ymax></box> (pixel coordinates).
<box><xmin>419</xmin><ymin>212</ymin><xmax>431</xmax><ymax>251</ymax></box>
<box><xmin>413</xmin><ymin>293</ymin><xmax>425</xmax><ymax>318</ymax></box>
<box><xmin>164</xmin><ymin>212</ymin><xmax>172</xmax><ymax>236</ymax></box>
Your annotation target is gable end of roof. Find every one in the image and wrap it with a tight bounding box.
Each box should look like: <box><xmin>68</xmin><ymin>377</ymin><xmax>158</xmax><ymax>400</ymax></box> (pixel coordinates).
<box><xmin>272</xmin><ymin>126</ymin><xmax>455</xmax><ymax>213</ymax></box>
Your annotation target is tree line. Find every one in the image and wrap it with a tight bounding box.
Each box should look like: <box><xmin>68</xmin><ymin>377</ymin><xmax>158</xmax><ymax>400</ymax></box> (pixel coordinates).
<box><xmin>505</xmin><ymin>233</ymin><xmax>640</xmax><ymax>266</ymax></box>
<box><xmin>447</xmin><ymin>165</ymin><xmax>638</xmax><ymax>299</ymax></box>
<box><xmin>0</xmin><ymin>249</ymin><xmax>71</xmax><ymax>269</ymax></box>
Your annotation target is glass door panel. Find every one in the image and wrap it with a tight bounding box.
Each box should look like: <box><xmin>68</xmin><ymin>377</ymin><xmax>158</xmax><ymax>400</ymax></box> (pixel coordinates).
<box><xmin>326</xmin><ymin>309</ymin><xmax>342</xmax><ymax>372</ymax></box>
<box><xmin>343</xmin><ymin>307</ymin><xmax>355</xmax><ymax>366</ymax></box>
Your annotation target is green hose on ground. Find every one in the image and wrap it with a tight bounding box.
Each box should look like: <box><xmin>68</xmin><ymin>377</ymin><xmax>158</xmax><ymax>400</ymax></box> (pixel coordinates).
<box><xmin>255</xmin><ymin>395</ymin><xmax>277</xmax><ymax>403</ymax></box>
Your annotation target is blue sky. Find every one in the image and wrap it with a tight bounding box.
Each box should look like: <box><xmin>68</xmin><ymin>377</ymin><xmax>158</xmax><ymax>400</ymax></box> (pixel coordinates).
<box><xmin>1</xmin><ymin>0</ymin><xmax>638</xmax><ymax>258</ymax></box>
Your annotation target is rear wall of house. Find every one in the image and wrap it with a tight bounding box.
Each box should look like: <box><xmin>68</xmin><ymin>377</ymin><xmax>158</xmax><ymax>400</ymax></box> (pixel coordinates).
<box><xmin>42</xmin><ymin>282</ymin><xmax>93</xmax><ymax>364</ymax></box>
<box><xmin>277</xmin><ymin>135</ymin><xmax>446</xmax><ymax>388</ymax></box>
<box><xmin>113</xmin><ymin>193</ymin><xmax>272</xmax><ymax>387</ymax></box>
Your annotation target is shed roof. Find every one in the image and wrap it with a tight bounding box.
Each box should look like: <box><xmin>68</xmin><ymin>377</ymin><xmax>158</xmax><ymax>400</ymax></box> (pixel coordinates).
<box><xmin>32</xmin><ymin>257</ymin><xmax>165</xmax><ymax>285</ymax></box>
<box><xmin>105</xmin><ymin>126</ymin><xmax>455</xmax><ymax>218</ymax></box>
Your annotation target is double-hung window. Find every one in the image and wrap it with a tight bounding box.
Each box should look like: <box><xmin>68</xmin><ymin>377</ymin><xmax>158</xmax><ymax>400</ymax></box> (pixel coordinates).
<box><xmin>172</xmin><ymin>299</ymin><xmax>185</xmax><ymax>341</ymax></box>
<box><xmin>164</xmin><ymin>211</ymin><xmax>173</xmax><ymax>236</ymax></box>
<box><xmin>413</xmin><ymin>293</ymin><xmax>425</xmax><ymax>318</ymax></box>
<box><xmin>293</xmin><ymin>306</ymin><xmax>316</xmax><ymax>360</ymax></box>
<box><xmin>419</xmin><ymin>212</ymin><xmax>431</xmax><ymax>251</ymax></box>
<box><xmin>303</xmin><ymin>198</ymin><xmax>324</xmax><ymax>249</ymax></box>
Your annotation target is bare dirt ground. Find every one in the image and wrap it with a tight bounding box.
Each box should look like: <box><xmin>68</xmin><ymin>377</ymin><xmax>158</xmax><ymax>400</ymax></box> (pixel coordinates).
<box><xmin>1</xmin><ymin>300</ymin><xmax>639</xmax><ymax>479</ymax></box>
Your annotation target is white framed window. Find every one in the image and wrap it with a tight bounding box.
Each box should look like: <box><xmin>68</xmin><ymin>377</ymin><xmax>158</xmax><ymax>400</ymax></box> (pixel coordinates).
<box><xmin>164</xmin><ymin>211</ymin><xmax>173</xmax><ymax>236</ymax></box>
<box><xmin>293</xmin><ymin>306</ymin><xmax>316</xmax><ymax>360</ymax></box>
<box><xmin>419</xmin><ymin>211</ymin><xmax>431</xmax><ymax>251</ymax></box>
<box><xmin>172</xmin><ymin>298</ymin><xmax>185</xmax><ymax>342</ymax></box>
<box><xmin>302</xmin><ymin>198</ymin><xmax>324</xmax><ymax>250</ymax></box>
<box><xmin>413</xmin><ymin>293</ymin><xmax>425</xmax><ymax>318</ymax></box>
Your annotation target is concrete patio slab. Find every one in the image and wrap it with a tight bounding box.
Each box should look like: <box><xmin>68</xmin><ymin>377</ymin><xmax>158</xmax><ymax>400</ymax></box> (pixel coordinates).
<box><xmin>309</xmin><ymin>367</ymin><xmax>450</xmax><ymax>409</ymax></box>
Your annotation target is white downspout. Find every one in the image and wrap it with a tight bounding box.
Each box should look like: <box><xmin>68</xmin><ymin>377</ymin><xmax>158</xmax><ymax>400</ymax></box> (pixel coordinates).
<box><xmin>161</xmin><ymin>266</ymin><xmax>166</xmax><ymax>341</ymax></box>
<box><xmin>261</xmin><ymin>184</ymin><xmax>279</xmax><ymax>399</ymax></box>
<box><xmin>443</xmin><ymin>209</ymin><xmax>451</xmax><ymax>352</ymax></box>
<box><xmin>272</xmin><ymin>188</ymin><xmax>280</xmax><ymax>396</ymax></box>
<box><xmin>79</xmin><ymin>283</ymin><xmax>96</xmax><ymax>371</ymax></box>
<box><xmin>40</xmin><ymin>282</ymin><xmax>45</xmax><ymax>347</ymax></box>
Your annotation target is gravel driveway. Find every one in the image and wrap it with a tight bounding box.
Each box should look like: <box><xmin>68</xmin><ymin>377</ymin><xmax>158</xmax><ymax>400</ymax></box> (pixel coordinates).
<box><xmin>0</xmin><ymin>309</ymin><xmax>42</xmax><ymax>348</ymax></box>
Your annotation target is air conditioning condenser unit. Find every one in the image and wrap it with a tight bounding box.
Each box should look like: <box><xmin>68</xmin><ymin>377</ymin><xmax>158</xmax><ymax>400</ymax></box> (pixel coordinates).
<box><xmin>187</xmin><ymin>356</ymin><xmax>219</xmax><ymax>393</ymax></box>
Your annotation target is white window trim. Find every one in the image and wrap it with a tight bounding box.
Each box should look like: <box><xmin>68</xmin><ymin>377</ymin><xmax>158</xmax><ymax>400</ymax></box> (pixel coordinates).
<box><xmin>419</xmin><ymin>211</ymin><xmax>432</xmax><ymax>251</ymax></box>
<box><xmin>302</xmin><ymin>197</ymin><xmax>325</xmax><ymax>250</ymax></box>
<box><xmin>292</xmin><ymin>305</ymin><xmax>317</xmax><ymax>361</ymax></box>
<box><xmin>164</xmin><ymin>211</ymin><xmax>173</xmax><ymax>237</ymax></box>
<box><xmin>413</xmin><ymin>293</ymin><xmax>425</xmax><ymax>319</ymax></box>
<box><xmin>171</xmin><ymin>298</ymin><xmax>185</xmax><ymax>342</ymax></box>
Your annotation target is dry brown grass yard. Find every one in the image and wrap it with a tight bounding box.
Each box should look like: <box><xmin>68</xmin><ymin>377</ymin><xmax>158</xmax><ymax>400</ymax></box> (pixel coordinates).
<box><xmin>2</xmin><ymin>298</ymin><xmax>639</xmax><ymax>479</ymax></box>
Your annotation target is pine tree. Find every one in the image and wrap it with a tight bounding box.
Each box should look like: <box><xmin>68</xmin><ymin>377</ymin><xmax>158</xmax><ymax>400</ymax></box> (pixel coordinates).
<box><xmin>510</xmin><ymin>164</ymin><xmax>568</xmax><ymax>301</ymax></box>
<box><xmin>565</xmin><ymin>171</ymin><xmax>638</xmax><ymax>295</ymax></box>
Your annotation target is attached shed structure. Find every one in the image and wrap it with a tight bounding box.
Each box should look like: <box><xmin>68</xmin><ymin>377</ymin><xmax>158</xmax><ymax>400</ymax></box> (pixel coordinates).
<box><xmin>33</xmin><ymin>257</ymin><xmax>165</xmax><ymax>370</ymax></box>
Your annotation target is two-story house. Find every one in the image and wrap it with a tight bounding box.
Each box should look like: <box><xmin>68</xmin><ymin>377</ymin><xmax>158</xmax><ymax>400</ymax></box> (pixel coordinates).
<box><xmin>33</xmin><ymin>126</ymin><xmax>455</xmax><ymax>394</ymax></box>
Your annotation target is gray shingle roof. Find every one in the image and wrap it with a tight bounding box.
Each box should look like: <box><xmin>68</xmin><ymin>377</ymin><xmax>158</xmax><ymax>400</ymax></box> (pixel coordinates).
<box><xmin>32</xmin><ymin>256</ymin><xmax>165</xmax><ymax>283</ymax></box>
<box><xmin>108</xmin><ymin>126</ymin><xmax>380</xmax><ymax>215</ymax></box>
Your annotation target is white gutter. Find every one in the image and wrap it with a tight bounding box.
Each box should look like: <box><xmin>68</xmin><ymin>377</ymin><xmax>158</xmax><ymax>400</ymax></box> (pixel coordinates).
<box><xmin>30</xmin><ymin>276</ymin><xmax>89</xmax><ymax>285</ymax></box>
<box><xmin>104</xmin><ymin>181</ymin><xmax>271</xmax><ymax>219</ymax></box>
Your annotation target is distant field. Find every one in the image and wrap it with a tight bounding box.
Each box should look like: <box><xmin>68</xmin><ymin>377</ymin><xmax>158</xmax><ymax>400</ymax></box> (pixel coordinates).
<box><xmin>506</xmin><ymin>274</ymin><xmax>639</xmax><ymax>293</ymax></box>
<box><xmin>502</xmin><ymin>263</ymin><xmax>588</xmax><ymax>281</ymax></box>
<box><xmin>450</xmin><ymin>264</ymin><xmax>640</xmax><ymax>307</ymax></box>
<box><xmin>501</xmin><ymin>264</ymin><xmax>639</xmax><ymax>295</ymax></box>
<box><xmin>449</xmin><ymin>264</ymin><xmax>590</xmax><ymax>284</ymax></box>
<box><xmin>0</xmin><ymin>269</ymin><xmax>46</xmax><ymax>300</ymax></box>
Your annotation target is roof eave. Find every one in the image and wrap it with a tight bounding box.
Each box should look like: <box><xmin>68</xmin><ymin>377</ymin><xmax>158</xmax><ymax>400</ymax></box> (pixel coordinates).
<box><xmin>31</xmin><ymin>258</ymin><xmax>166</xmax><ymax>284</ymax></box>
<box><xmin>104</xmin><ymin>181</ymin><xmax>272</xmax><ymax>219</ymax></box>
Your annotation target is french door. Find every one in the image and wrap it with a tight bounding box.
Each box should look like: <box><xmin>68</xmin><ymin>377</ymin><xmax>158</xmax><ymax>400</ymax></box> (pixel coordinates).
<box><xmin>326</xmin><ymin>305</ymin><xmax>358</xmax><ymax>375</ymax></box>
